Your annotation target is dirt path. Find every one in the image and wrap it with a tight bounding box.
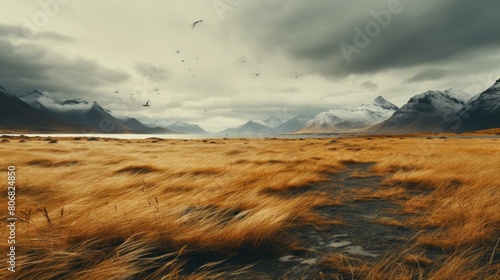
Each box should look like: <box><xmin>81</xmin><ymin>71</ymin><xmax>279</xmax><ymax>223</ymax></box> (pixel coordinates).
<box><xmin>252</xmin><ymin>163</ymin><xmax>418</xmax><ymax>279</ymax></box>
<box><xmin>181</xmin><ymin>163</ymin><xmax>419</xmax><ymax>279</ymax></box>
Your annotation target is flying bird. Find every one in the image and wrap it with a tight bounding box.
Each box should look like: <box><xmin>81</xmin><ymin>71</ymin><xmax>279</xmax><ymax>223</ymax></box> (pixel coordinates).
<box><xmin>191</xmin><ymin>20</ymin><xmax>204</xmax><ymax>29</ymax></box>
<box><xmin>115</xmin><ymin>89</ymin><xmax>120</xmax><ymax>93</ymax></box>
<box><xmin>254</xmin><ymin>73</ymin><xmax>260</xmax><ymax>77</ymax></box>
<box><xmin>143</xmin><ymin>100</ymin><xmax>150</xmax><ymax>107</ymax></box>
<box><xmin>175</xmin><ymin>49</ymin><xmax>180</xmax><ymax>53</ymax></box>
<box><xmin>242</xmin><ymin>60</ymin><xmax>248</xmax><ymax>64</ymax></box>
<box><xmin>155</xmin><ymin>87</ymin><xmax>159</xmax><ymax>91</ymax></box>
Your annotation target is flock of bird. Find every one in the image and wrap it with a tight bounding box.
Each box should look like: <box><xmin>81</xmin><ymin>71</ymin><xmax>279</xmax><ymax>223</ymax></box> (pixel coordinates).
<box><xmin>115</xmin><ymin>19</ymin><xmax>299</xmax><ymax>109</ymax></box>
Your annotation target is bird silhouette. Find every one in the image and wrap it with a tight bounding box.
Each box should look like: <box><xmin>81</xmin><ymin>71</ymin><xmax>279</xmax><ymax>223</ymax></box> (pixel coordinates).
<box><xmin>175</xmin><ymin>49</ymin><xmax>180</xmax><ymax>53</ymax></box>
<box><xmin>242</xmin><ymin>60</ymin><xmax>248</xmax><ymax>64</ymax></box>
<box><xmin>115</xmin><ymin>89</ymin><xmax>120</xmax><ymax>93</ymax></box>
<box><xmin>192</xmin><ymin>20</ymin><xmax>204</xmax><ymax>29</ymax></box>
<box><xmin>155</xmin><ymin>87</ymin><xmax>159</xmax><ymax>91</ymax></box>
<box><xmin>143</xmin><ymin>100</ymin><xmax>150</xmax><ymax>107</ymax></box>
<box><xmin>254</xmin><ymin>73</ymin><xmax>260</xmax><ymax>77</ymax></box>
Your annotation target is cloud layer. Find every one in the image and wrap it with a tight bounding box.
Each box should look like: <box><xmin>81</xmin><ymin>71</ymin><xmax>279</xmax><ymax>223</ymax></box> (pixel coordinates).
<box><xmin>1</xmin><ymin>1</ymin><xmax>499</xmax><ymax>131</ymax></box>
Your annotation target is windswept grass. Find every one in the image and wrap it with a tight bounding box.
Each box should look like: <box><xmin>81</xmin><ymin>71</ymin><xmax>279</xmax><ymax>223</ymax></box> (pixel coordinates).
<box><xmin>0</xmin><ymin>135</ymin><xmax>498</xmax><ymax>279</ymax></box>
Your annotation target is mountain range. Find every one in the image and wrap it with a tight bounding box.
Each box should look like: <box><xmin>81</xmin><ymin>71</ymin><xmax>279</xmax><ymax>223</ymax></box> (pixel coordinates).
<box><xmin>0</xmin><ymin>88</ymin><xmax>207</xmax><ymax>134</ymax></box>
<box><xmin>1</xmin><ymin>78</ymin><xmax>499</xmax><ymax>135</ymax></box>
<box><xmin>218</xmin><ymin>96</ymin><xmax>398</xmax><ymax>136</ymax></box>
<box><xmin>0</xmin><ymin>87</ymin><xmax>86</xmax><ymax>133</ymax></box>
<box><xmin>220</xmin><ymin>78</ymin><xmax>500</xmax><ymax>135</ymax></box>
<box><xmin>219</xmin><ymin>115</ymin><xmax>314</xmax><ymax>135</ymax></box>
<box><xmin>368</xmin><ymin>79</ymin><xmax>500</xmax><ymax>134</ymax></box>
<box><xmin>366</xmin><ymin>89</ymin><xmax>471</xmax><ymax>134</ymax></box>
<box><xmin>19</xmin><ymin>90</ymin><xmax>133</xmax><ymax>133</ymax></box>
<box><xmin>296</xmin><ymin>96</ymin><xmax>398</xmax><ymax>133</ymax></box>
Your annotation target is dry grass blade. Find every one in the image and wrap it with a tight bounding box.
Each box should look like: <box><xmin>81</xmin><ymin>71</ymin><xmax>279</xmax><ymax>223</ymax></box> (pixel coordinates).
<box><xmin>489</xmin><ymin>236</ymin><xmax>500</xmax><ymax>265</ymax></box>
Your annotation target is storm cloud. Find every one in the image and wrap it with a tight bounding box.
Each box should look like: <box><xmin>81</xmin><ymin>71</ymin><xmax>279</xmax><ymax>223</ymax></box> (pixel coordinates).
<box><xmin>228</xmin><ymin>0</ymin><xmax>500</xmax><ymax>76</ymax></box>
<box><xmin>0</xmin><ymin>24</ymin><xmax>130</xmax><ymax>100</ymax></box>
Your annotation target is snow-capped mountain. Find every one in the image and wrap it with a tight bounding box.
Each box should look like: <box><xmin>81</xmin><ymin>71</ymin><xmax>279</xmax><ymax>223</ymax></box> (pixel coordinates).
<box><xmin>20</xmin><ymin>90</ymin><xmax>93</xmax><ymax>113</ymax></box>
<box><xmin>367</xmin><ymin>89</ymin><xmax>471</xmax><ymax>134</ymax></box>
<box><xmin>296</xmin><ymin>96</ymin><xmax>398</xmax><ymax>133</ymax></box>
<box><xmin>145</xmin><ymin>120</ymin><xmax>208</xmax><ymax>134</ymax></box>
<box><xmin>20</xmin><ymin>91</ymin><xmax>132</xmax><ymax>132</ymax></box>
<box><xmin>274</xmin><ymin>114</ymin><xmax>315</xmax><ymax>133</ymax></box>
<box><xmin>453</xmin><ymin>78</ymin><xmax>500</xmax><ymax>132</ymax></box>
<box><xmin>252</xmin><ymin>116</ymin><xmax>285</xmax><ymax>129</ymax></box>
<box><xmin>0</xmin><ymin>87</ymin><xmax>84</xmax><ymax>133</ymax></box>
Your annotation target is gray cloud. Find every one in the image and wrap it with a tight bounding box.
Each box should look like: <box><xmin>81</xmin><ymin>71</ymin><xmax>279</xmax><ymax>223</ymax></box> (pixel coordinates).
<box><xmin>33</xmin><ymin>31</ymin><xmax>75</xmax><ymax>42</ymax></box>
<box><xmin>360</xmin><ymin>80</ymin><xmax>378</xmax><ymax>90</ymax></box>
<box><xmin>134</xmin><ymin>62</ymin><xmax>170</xmax><ymax>82</ymax></box>
<box><xmin>229</xmin><ymin>0</ymin><xmax>500</xmax><ymax>77</ymax></box>
<box><xmin>0</xmin><ymin>24</ymin><xmax>130</xmax><ymax>99</ymax></box>
<box><xmin>405</xmin><ymin>69</ymin><xmax>450</xmax><ymax>83</ymax></box>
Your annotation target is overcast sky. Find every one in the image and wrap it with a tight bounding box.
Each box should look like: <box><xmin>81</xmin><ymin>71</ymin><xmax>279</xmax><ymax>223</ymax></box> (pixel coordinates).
<box><xmin>1</xmin><ymin>0</ymin><xmax>500</xmax><ymax>132</ymax></box>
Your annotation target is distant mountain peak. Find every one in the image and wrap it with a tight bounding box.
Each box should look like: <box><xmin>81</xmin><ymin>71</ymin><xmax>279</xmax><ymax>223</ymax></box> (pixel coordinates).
<box><xmin>27</xmin><ymin>90</ymin><xmax>45</xmax><ymax>96</ymax></box>
<box><xmin>442</xmin><ymin>88</ymin><xmax>471</xmax><ymax>103</ymax></box>
<box><xmin>366</xmin><ymin>88</ymin><xmax>472</xmax><ymax>134</ymax></box>
<box><xmin>20</xmin><ymin>90</ymin><xmax>95</xmax><ymax>114</ymax></box>
<box><xmin>489</xmin><ymin>78</ymin><xmax>500</xmax><ymax>90</ymax></box>
<box><xmin>372</xmin><ymin>96</ymin><xmax>399</xmax><ymax>110</ymax></box>
<box><xmin>251</xmin><ymin>115</ymin><xmax>285</xmax><ymax>129</ymax></box>
<box><xmin>297</xmin><ymin>96</ymin><xmax>398</xmax><ymax>133</ymax></box>
<box><xmin>410</xmin><ymin>89</ymin><xmax>470</xmax><ymax>105</ymax></box>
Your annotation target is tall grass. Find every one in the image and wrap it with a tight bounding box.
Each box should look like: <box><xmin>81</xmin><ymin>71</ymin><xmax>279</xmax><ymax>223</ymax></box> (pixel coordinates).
<box><xmin>0</xmin><ymin>136</ymin><xmax>498</xmax><ymax>279</ymax></box>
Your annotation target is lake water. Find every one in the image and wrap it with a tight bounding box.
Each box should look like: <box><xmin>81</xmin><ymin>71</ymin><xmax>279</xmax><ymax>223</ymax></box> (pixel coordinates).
<box><xmin>4</xmin><ymin>133</ymin><xmax>343</xmax><ymax>140</ymax></box>
<box><xmin>5</xmin><ymin>133</ymin><xmax>499</xmax><ymax>140</ymax></box>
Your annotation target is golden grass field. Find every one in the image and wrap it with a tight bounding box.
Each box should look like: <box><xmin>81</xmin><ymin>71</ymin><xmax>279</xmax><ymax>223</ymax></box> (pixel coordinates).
<box><xmin>0</xmin><ymin>135</ymin><xmax>499</xmax><ymax>279</ymax></box>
